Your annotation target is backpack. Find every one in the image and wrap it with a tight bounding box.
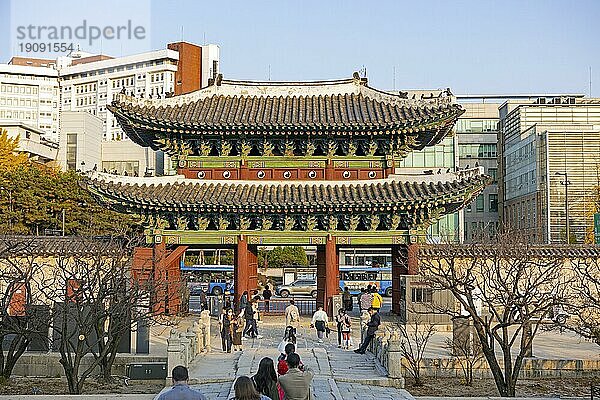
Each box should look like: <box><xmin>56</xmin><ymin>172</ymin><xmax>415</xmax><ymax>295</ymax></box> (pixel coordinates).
<box><xmin>289</xmin><ymin>307</ymin><xmax>299</xmax><ymax>322</ymax></box>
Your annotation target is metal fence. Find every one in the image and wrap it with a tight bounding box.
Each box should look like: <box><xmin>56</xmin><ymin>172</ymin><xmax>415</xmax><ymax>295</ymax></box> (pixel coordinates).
<box><xmin>256</xmin><ymin>298</ymin><xmax>316</xmax><ymax>316</ymax></box>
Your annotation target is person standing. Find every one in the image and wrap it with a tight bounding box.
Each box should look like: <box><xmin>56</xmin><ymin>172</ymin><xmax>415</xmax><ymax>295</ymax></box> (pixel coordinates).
<box><xmin>252</xmin><ymin>296</ymin><xmax>263</xmax><ymax>338</ymax></box>
<box><xmin>357</xmin><ymin>288</ymin><xmax>365</xmax><ymax>312</ymax></box>
<box><xmin>219</xmin><ymin>308</ymin><xmax>233</xmax><ymax>353</ymax></box>
<box><xmin>158</xmin><ymin>365</ymin><xmax>208</xmax><ymax>400</ymax></box>
<box><xmin>335</xmin><ymin>308</ymin><xmax>351</xmax><ymax>349</ymax></box>
<box><xmin>361</xmin><ymin>286</ymin><xmax>374</xmax><ymax>312</ymax></box>
<box><xmin>354</xmin><ymin>307</ymin><xmax>380</xmax><ymax>354</ymax></box>
<box><xmin>342</xmin><ymin>287</ymin><xmax>352</xmax><ymax>311</ymax></box>
<box><xmin>339</xmin><ymin>310</ymin><xmax>352</xmax><ymax>349</ymax></box>
<box><xmin>285</xmin><ymin>299</ymin><xmax>300</xmax><ymax>330</ymax></box>
<box><xmin>263</xmin><ymin>285</ymin><xmax>272</xmax><ymax>313</ymax></box>
<box><xmin>232</xmin><ymin>313</ymin><xmax>245</xmax><ymax>351</ymax></box>
<box><xmin>371</xmin><ymin>287</ymin><xmax>383</xmax><ymax>311</ymax></box>
<box><xmin>310</xmin><ymin>305</ymin><xmax>329</xmax><ymax>343</ymax></box>
<box><xmin>278</xmin><ymin>353</ymin><xmax>314</xmax><ymax>400</ymax></box>
<box><xmin>252</xmin><ymin>357</ymin><xmax>280</xmax><ymax>400</ymax></box>
<box><xmin>232</xmin><ymin>376</ymin><xmax>271</xmax><ymax>400</ymax></box>
<box><xmin>278</xmin><ymin>342</ymin><xmax>304</xmax><ymax>376</ymax></box>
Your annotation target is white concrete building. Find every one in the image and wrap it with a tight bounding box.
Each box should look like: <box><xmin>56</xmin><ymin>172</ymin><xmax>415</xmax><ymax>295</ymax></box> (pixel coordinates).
<box><xmin>0</xmin><ymin>64</ymin><xmax>59</xmax><ymax>141</ymax></box>
<box><xmin>1</xmin><ymin>122</ymin><xmax>59</xmax><ymax>164</ymax></box>
<box><xmin>59</xmin><ymin>49</ymin><xmax>179</xmax><ymax>141</ymax></box>
<box><xmin>58</xmin><ymin>111</ymin><xmax>102</xmax><ymax>172</ymax></box>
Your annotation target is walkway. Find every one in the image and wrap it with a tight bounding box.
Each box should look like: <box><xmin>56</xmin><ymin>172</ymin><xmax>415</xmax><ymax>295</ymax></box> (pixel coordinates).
<box><xmin>183</xmin><ymin>315</ymin><xmax>413</xmax><ymax>400</ymax></box>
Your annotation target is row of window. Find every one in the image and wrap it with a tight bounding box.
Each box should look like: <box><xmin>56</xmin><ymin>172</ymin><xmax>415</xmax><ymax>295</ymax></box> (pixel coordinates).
<box><xmin>466</xmin><ymin>193</ymin><xmax>498</xmax><ymax>213</ymax></box>
<box><xmin>506</xmin><ymin>141</ymin><xmax>535</xmax><ymax>167</ymax></box>
<box><xmin>465</xmin><ymin>221</ymin><xmax>499</xmax><ymax>240</ymax></box>
<box><xmin>459</xmin><ymin>143</ymin><xmax>497</xmax><ymax>158</ymax></box>
<box><xmin>62</xmin><ymin>59</ymin><xmax>176</xmax><ymax>81</ymax></box>
<box><xmin>505</xmin><ymin>170</ymin><xmax>536</xmax><ymax>194</ymax></box>
<box><xmin>455</xmin><ymin>119</ymin><xmax>498</xmax><ymax>133</ymax></box>
<box><xmin>75</xmin><ymin>83</ymin><xmax>97</xmax><ymax>93</ymax></box>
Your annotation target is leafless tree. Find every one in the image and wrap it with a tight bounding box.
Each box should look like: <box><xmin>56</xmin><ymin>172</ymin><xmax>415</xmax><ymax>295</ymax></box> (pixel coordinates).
<box><xmin>34</xmin><ymin>234</ymin><xmax>182</xmax><ymax>394</ymax></box>
<box><xmin>443</xmin><ymin>320</ymin><xmax>485</xmax><ymax>386</ymax></box>
<box><xmin>419</xmin><ymin>231</ymin><xmax>572</xmax><ymax>397</ymax></box>
<box><xmin>561</xmin><ymin>257</ymin><xmax>600</xmax><ymax>344</ymax></box>
<box><xmin>395</xmin><ymin>318</ymin><xmax>436</xmax><ymax>386</ymax></box>
<box><xmin>0</xmin><ymin>235</ymin><xmax>53</xmax><ymax>379</ymax></box>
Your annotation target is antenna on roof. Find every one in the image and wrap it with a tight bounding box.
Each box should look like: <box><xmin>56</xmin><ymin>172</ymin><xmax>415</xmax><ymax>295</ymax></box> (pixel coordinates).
<box><xmin>181</xmin><ymin>26</ymin><xmax>184</xmax><ymax>42</ymax></box>
<box><xmin>590</xmin><ymin>66</ymin><xmax>593</xmax><ymax>97</ymax></box>
<box><xmin>393</xmin><ymin>66</ymin><xmax>396</xmax><ymax>91</ymax></box>
<box><xmin>268</xmin><ymin>64</ymin><xmax>271</xmax><ymax>81</ymax></box>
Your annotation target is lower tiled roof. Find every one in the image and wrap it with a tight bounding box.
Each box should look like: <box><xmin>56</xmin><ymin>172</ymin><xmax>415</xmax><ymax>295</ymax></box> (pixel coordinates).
<box><xmin>419</xmin><ymin>244</ymin><xmax>600</xmax><ymax>259</ymax></box>
<box><xmin>86</xmin><ymin>175</ymin><xmax>490</xmax><ymax>213</ymax></box>
<box><xmin>0</xmin><ymin>236</ymin><xmax>127</xmax><ymax>257</ymax></box>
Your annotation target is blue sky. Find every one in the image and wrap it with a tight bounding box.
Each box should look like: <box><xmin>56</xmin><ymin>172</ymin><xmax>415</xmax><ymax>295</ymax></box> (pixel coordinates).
<box><xmin>1</xmin><ymin>0</ymin><xmax>599</xmax><ymax>95</ymax></box>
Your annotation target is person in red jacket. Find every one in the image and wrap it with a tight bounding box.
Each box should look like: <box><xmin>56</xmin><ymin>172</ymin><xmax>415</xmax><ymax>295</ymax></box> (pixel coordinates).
<box><xmin>277</xmin><ymin>342</ymin><xmax>304</xmax><ymax>375</ymax></box>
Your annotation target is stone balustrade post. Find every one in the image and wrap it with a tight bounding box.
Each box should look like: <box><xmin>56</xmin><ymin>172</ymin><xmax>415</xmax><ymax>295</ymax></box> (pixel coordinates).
<box><xmin>180</xmin><ymin>334</ymin><xmax>191</xmax><ymax>366</ymax></box>
<box><xmin>386</xmin><ymin>329</ymin><xmax>405</xmax><ymax>388</ymax></box>
<box><xmin>192</xmin><ymin>321</ymin><xmax>203</xmax><ymax>354</ymax></box>
<box><xmin>185</xmin><ymin>326</ymin><xmax>197</xmax><ymax>361</ymax></box>
<box><xmin>167</xmin><ymin>329</ymin><xmax>184</xmax><ymax>379</ymax></box>
<box><xmin>200</xmin><ymin>310</ymin><xmax>211</xmax><ymax>352</ymax></box>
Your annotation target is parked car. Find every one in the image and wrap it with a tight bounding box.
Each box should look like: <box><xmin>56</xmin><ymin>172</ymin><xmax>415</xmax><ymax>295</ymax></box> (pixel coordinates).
<box><xmin>276</xmin><ymin>279</ymin><xmax>317</xmax><ymax>298</ymax></box>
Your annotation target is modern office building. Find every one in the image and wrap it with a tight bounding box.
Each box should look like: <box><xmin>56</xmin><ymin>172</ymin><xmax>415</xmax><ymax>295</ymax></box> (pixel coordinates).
<box><xmin>497</xmin><ymin>95</ymin><xmax>600</xmax><ymax>244</ymax></box>
<box><xmin>455</xmin><ymin>98</ymin><xmax>500</xmax><ymax>242</ymax></box>
<box><xmin>0</xmin><ymin>64</ymin><xmax>60</xmax><ymax>141</ymax></box>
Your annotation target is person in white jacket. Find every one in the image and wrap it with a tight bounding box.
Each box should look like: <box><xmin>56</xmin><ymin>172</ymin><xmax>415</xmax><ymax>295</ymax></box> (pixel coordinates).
<box><xmin>310</xmin><ymin>305</ymin><xmax>329</xmax><ymax>343</ymax></box>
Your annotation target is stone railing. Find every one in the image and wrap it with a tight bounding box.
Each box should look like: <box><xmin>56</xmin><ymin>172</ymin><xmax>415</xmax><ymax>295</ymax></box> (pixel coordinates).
<box><xmin>361</xmin><ymin>313</ymin><xmax>404</xmax><ymax>386</ymax></box>
<box><xmin>166</xmin><ymin>310</ymin><xmax>211</xmax><ymax>379</ymax></box>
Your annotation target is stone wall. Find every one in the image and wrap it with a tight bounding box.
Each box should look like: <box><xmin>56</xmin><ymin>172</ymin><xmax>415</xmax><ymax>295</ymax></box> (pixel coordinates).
<box><xmin>12</xmin><ymin>353</ymin><xmax>166</xmax><ymax>378</ymax></box>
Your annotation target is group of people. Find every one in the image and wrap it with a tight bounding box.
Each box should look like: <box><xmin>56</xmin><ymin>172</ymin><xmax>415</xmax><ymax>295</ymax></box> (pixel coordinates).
<box><xmin>218</xmin><ymin>290</ymin><xmax>267</xmax><ymax>353</ymax></box>
<box><xmin>357</xmin><ymin>285</ymin><xmax>383</xmax><ymax>312</ymax></box>
<box><xmin>159</xmin><ymin>339</ymin><xmax>313</xmax><ymax>400</ymax></box>
<box><xmin>161</xmin><ymin>288</ymin><xmax>383</xmax><ymax>400</ymax></box>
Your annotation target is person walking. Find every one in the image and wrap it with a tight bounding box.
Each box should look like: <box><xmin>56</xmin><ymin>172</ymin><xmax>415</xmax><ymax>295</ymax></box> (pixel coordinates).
<box><xmin>354</xmin><ymin>307</ymin><xmax>380</xmax><ymax>354</ymax></box>
<box><xmin>371</xmin><ymin>287</ymin><xmax>383</xmax><ymax>311</ymax></box>
<box><xmin>239</xmin><ymin>291</ymin><xmax>249</xmax><ymax>312</ymax></box>
<box><xmin>252</xmin><ymin>357</ymin><xmax>280</xmax><ymax>400</ymax></box>
<box><xmin>232</xmin><ymin>376</ymin><xmax>271</xmax><ymax>400</ymax></box>
<box><xmin>219</xmin><ymin>308</ymin><xmax>233</xmax><ymax>353</ymax></box>
<box><xmin>252</xmin><ymin>297</ymin><xmax>263</xmax><ymax>338</ymax></box>
<box><xmin>342</xmin><ymin>287</ymin><xmax>352</xmax><ymax>311</ymax></box>
<box><xmin>158</xmin><ymin>365</ymin><xmax>208</xmax><ymax>400</ymax></box>
<box><xmin>285</xmin><ymin>299</ymin><xmax>300</xmax><ymax>330</ymax></box>
<box><xmin>310</xmin><ymin>305</ymin><xmax>329</xmax><ymax>343</ymax></box>
<box><xmin>243</xmin><ymin>302</ymin><xmax>256</xmax><ymax>338</ymax></box>
<box><xmin>334</xmin><ymin>308</ymin><xmax>344</xmax><ymax>347</ymax></box>
<box><xmin>278</xmin><ymin>353</ymin><xmax>314</xmax><ymax>400</ymax></box>
<box><xmin>357</xmin><ymin>288</ymin><xmax>365</xmax><ymax>312</ymax></box>
<box><xmin>263</xmin><ymin>285</ymin><xmax>272</xmax><ymax>313</ymax></box>
<box><xmin>232</xmin><ymin>313</ymin><xmax>245</xmax><ymax>351</ymax></box>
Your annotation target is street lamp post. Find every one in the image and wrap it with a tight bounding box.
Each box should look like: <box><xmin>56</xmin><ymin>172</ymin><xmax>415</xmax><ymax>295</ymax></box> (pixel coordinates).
<box><xmin>556</xmin><ymin>172</ymin><xmax>571</xmax><ymax>244</ymax></box>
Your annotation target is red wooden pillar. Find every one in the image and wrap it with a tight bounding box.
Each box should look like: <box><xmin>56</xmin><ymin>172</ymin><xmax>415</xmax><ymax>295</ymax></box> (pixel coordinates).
<box><xmin>235</xmin><ymin>236</ymin><xmax>258</xmax><ymax>307</ymax></box>
<box><xmin>391</xmin><ymin>243</ymin><xmax>419</xmax><ymax>318</ymax></box>
<box><xmin>325</xmin><ymin>159</ymin><xmax>334</xmax><ymax>180</ymax></box>
<box><xmin>317</xmin><ymin>236</ymin><xmax>339</xmax><ymax>316</ymax></box>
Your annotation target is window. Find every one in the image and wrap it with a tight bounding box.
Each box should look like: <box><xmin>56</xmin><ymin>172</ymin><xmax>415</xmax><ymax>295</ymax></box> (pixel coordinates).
<box><xmin>66</xmin><ymin>133</ymin><xmax>77</xmax><ymax>170</ymax></box>
<box><xmin>476</xmin><ymin>194</ymin><xmax>484</xmax><ymax>212</ymax></box>
<box><xmin>489</xmin><ymin>194</ymin><xmax>498</xmax><ymax>212</ymax></box>
<box><xmin>488</xmin><ymin>168</ymin><xmax>497</xmax><ymax>183</ymax></box>
<box><xmin>411</xmin><ymin>287</ymin><xmax>433</xmax><ymax>303</ymax></box>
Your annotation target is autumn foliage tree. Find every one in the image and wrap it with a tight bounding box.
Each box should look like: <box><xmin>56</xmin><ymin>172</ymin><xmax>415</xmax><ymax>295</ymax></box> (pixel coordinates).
<box><xmin>0</xmin><ymin>129</ymin><xmax>136</xmax><ymax>235</ymax></box>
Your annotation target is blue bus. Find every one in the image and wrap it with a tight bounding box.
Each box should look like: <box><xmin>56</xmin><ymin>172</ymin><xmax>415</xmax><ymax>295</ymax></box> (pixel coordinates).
<box><xmin>339</xmin><ymin>266</ymin><xmax>392</xmax><ymax>297</ymax></box>
<box><xmin>182</xmin><ymin>264</ymin><xmax>234</xmax><ymax>296</ymax></box>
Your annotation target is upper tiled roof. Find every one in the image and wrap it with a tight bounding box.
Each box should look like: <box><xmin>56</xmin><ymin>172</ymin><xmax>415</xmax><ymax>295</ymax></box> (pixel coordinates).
<box><xmin>108</xmin><ymin>74</ymin><xmax>463</xmax><ymax>150</ymax></box>
<box><xmin>86</xmin><ymin>171</ymin><xmax>489</xmax><ymax>214</ymax></box>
